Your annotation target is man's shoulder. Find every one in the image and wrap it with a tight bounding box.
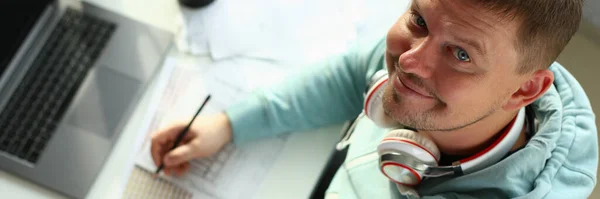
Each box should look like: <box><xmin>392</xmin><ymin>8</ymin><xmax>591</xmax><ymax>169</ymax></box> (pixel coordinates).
<box><xmin>338</xmin><ymin>35</ymin><xmax>388</xmax><ymax>84</ymax></box>
<box><xmin>346</xmin><ymin>34</ymin><xmax>387</xmax><ymax>63</ymax></box>
<box><xmin>523</xmin><ymin>61</ymin><xmax>598</xmax><ymax>197</ymax></box>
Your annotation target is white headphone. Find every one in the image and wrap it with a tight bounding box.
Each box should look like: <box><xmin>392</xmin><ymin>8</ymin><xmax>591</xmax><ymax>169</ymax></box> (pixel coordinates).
<box><xmin>363</xmin><ymin>70</ymin><xmax>526</xmax><ymax>186</ymax></box>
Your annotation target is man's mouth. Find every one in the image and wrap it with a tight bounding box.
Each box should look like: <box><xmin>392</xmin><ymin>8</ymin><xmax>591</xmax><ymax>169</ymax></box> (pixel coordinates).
<box><xmin>393</xmin><ymin>62</ymin><xmax>435</xmax><ymax>98</ymax></box>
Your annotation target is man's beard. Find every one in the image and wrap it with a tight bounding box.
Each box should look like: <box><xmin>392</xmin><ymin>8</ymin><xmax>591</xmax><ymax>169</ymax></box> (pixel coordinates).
<box><xmin>382</xmin><ymin>85</ymin><xmax>502</xmax><ymax>132</ymax></box>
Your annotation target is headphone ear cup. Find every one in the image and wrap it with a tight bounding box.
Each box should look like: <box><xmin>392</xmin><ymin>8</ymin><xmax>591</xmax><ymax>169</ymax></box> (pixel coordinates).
<box><xmin>378</xmin><ymin>129</ymin><xmax>441</xmax><ymax>165</ymax></box>
<box><xmin>364</xmin><ymin>75</ymin><xmax>398</xmax><ymax>128</ymax></box>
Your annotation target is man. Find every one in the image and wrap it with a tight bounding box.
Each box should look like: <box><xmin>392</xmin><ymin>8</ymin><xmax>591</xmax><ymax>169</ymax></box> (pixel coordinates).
<box><xmin>150</xmin><ymin>0</ymin><xmax>598</xmax><ymax>198</ymax></box>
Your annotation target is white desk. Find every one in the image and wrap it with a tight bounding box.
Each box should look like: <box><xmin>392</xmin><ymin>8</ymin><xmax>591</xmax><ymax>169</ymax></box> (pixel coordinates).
<box><xmin>0</xmin><ymin>0</ymin><xmax>342</xmax><ymax>198</ymax></box>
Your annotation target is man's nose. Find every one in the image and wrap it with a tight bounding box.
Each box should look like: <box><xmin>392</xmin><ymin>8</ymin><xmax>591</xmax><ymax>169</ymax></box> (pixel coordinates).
<box><xmin>397</xmin><ymin>38</ymin><xmax>436</xmax><ymax>79</ymax></box>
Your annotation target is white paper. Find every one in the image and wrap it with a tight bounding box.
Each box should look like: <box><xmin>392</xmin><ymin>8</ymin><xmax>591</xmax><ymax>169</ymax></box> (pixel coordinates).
<box><xmin>243</xmin><ymin>0</ymin><xmax>358</xmax><ymax>63</ymax></box>
<box><xmin>131</xmin><ymin>58</ymin><xmax>292</xmax><ymax>199</ymax></box>
<box><xmin>175</xmin><ymin>7</ymin><xmax>210</xmax><ymax>56</ymax></box>
<box><xmin>136</xmin><ymin>135</ymin><xmax>288</xmax><ymax>199</ymax></box>
<box><xmin>178</xmin><ymin>0</ymin><xmax>356</xmax><ymax>62</ymax></box>
<box><xmin>199</xmin><ymin>0</ymin><xmax>272</xmax><ymax>60</ymax></box>
<box><xmin>179</xmin><ymin>0</ymin><xmax>411</xmax><ymax>63</ymax></box>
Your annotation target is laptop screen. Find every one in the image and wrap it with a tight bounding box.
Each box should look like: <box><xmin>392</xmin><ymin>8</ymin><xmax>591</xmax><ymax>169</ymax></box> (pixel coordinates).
<box><xmin>0</xmin><ymin>0</ymin><xmax>53</xmax><ymax>77</ymax></box>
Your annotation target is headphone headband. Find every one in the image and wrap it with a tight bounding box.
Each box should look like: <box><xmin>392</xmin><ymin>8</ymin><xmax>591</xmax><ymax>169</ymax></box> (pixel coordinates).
<box><xmin>457</xmin><ymin>107</ymin><xmax>526</xmax><ymax>174</ymax></box>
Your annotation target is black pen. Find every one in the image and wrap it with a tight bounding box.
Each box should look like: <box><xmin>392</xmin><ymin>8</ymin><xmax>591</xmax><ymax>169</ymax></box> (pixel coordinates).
<box><xmin>154</xmin><ymin>94</ymin><xmax>211</xmax><ymax>176</ymax></box>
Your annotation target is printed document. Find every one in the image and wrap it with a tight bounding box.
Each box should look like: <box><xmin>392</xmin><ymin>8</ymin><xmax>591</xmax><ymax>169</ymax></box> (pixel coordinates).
<box><xmin>129</xmin><ymin>58</ymin><xmax>291</xmax><ymax>199</ymax></box>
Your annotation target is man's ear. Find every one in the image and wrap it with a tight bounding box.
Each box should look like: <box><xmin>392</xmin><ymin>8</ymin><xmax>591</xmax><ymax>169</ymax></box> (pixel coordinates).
<box><xmin>504</xmin><ymin>69</ymin><xmax>554</xmax><ymax>110</ymax></box>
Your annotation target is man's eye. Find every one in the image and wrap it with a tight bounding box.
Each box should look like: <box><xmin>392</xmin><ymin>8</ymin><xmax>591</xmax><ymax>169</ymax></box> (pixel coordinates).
<box><xmin>414</xmin><ymin>14</ymin><xmax>427</xmax><ymax>28</ymax></box>
<box><xmin>452</xmin><ymin>47</ymin><xmax>470</xmax><ymax>62</ymax></box>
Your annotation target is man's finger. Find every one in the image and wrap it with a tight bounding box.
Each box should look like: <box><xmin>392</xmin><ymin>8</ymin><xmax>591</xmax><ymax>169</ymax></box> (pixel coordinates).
<box><xmin>150</xmin><ymin>142</ymin><xmax>172</xmax><ymax>166</ymax></box>
<box><xmin>151</xmin><ymin>122</ymin><xmax>188</xmax><ymax>144</ymax></box>
<box><xmin>163</xmin><ymin>162</ymin><xmax>187</xmax><ymax>176</ymax></box>
<box><xmin>151</xmin><ymin>139</ymin><xmax>174</xmax><ymax>167</ymax></box>
<box><xmin>150</xmin><ymin>121</ymin><xmax>197</xmax><ymax>166</ymax></box>
<box><xmin>150</xmin><ymin>141</ymin><xmax>163</xmax><ymax>166</ymax></box>
<box><xmin>163</xmin><ymin>168</ymin><xmax>171</xmax><ymax>176</ymax></box>
<box><xmin>176</xmin><ymin>163</ymin><xmax>190</xmax><ymax>176</ymax></box>
<box><xmin>164</xmin><ymin>144</ymin><xmax>196</xmax><ymax>167</ymax></box>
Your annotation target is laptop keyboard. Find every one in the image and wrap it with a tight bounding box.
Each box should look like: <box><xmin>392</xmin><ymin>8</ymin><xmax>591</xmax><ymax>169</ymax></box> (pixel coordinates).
<box><xmin>0</xmin><ymin>8</ymin><xmax>116</xmax><ymax>164</ymax></box>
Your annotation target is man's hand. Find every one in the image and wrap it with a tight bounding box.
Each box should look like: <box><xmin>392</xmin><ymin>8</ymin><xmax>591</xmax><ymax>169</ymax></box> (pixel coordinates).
<box><xmin>150</xmin><ymin>112</ymin><xmax>232</xmax><ymax>176</ymax></box>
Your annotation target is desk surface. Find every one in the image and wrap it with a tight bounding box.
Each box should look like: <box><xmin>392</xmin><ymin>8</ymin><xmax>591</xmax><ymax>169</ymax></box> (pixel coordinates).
<box><xmin>0</xmin><ymin>0</ymin><xmax>341</xmax><ymax>198</ymax></box>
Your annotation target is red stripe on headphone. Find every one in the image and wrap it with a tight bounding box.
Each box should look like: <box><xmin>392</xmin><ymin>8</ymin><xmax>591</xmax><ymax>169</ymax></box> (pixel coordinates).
<box><xmin>380</xmin><ymin>162</ymin><xmax>422</xmax><ymax>186</ymax></box>
<box><xmin>382</xmin><ymin>138</ymin><xmax>439</xmax><ymax>162</ymax></box>
<box><xmin>364</xmin><ymin>78</ymin><xmax>388</xmax><ymax>117</ymax></box>
<box><xmin>459</xmin><ymin>115</ymin><xmax>518</xmax><ymax>163</ymax></box>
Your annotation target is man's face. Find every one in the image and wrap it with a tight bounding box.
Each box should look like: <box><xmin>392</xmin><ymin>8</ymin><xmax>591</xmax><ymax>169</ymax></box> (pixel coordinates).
<box><xmin>383</xmin><ymin>0</ymin><xmax>527</xmax><ymax>131</ymax></box>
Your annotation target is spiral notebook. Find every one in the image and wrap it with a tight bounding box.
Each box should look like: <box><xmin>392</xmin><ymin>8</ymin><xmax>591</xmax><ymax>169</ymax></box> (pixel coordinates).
<box><xmin>122</xmin><ymin>166</ymin><xmax>192</xmax><ymax>199</ymax></box>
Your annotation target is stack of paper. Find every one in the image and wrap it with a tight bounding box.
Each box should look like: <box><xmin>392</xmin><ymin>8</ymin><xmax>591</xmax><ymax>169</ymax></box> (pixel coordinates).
<box><xmin>176</xmin><ymin>0</ymin><xmax>411</xmax><ymax>63</ymax></box>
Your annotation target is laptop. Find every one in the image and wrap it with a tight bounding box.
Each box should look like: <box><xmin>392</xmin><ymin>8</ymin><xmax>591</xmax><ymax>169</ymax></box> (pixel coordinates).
<box><xmin>0</xmin><ymin>0</ymin><xmax>172</xmax><ymax>198</ymax></box>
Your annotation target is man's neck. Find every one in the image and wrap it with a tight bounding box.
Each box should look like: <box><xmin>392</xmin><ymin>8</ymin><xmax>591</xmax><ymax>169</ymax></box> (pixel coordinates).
<box><xmin>419</xmin><ymin>110</ymin><xmax>526</xmax><ymax>157</ymax></box>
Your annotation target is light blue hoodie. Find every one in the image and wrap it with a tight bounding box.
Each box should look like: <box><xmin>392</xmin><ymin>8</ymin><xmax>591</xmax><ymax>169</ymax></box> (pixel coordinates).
<box><xmin>224</xmin><ymin>36</ymin><xmax>598</xmax><ymax>198</ymax></box>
